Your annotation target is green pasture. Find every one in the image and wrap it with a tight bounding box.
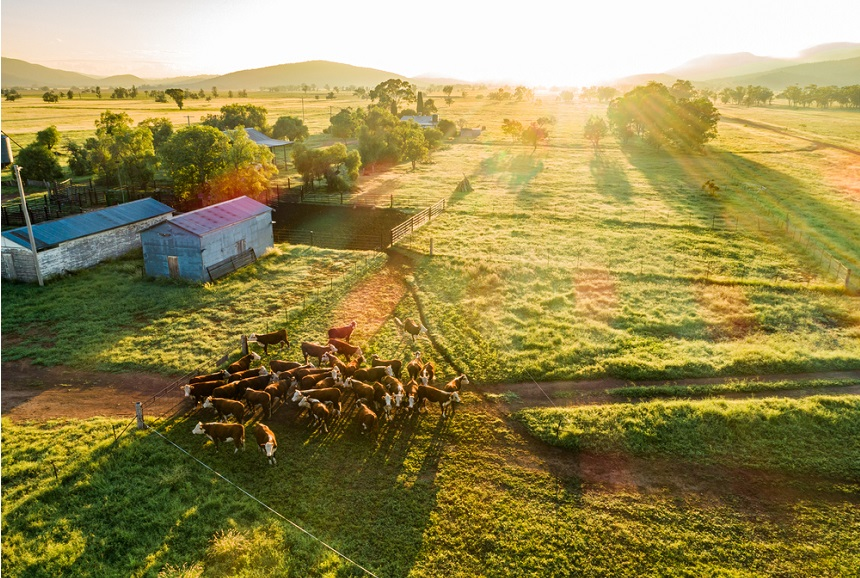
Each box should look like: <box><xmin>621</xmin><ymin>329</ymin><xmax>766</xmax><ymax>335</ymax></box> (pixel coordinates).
<box><xmin>4</xmin><ymin>394</ymin><xmax>860</xmax><ymax>577</ymax></box>
<box><xmin>609</xmin><ymin>377</ymin><xmax>860</xmax><ymax>399</ymax></box>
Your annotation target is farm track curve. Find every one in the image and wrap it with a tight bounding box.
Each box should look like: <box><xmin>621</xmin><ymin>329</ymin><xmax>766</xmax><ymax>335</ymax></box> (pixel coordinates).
<box><xmin>2</xmin><ymin>360</ymin><xmax>858</xmax><ymax>423</ymax></box>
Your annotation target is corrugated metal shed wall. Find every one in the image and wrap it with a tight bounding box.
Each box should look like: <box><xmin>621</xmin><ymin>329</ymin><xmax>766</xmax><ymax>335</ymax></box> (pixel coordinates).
<box><xmin>1</xmin><ymin>198</ymin><xmax>173</xmax><ymax>250</ymax></box>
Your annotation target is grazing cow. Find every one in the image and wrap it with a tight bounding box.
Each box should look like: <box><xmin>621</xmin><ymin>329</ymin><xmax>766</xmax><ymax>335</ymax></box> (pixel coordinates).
<box><xmin>395</xmin><ymin>317</ymin><xmax>428</xmax><ymax>342</ymax></box>
<box><xmin>212</xmin><ymin>381</ymin><xmax>248</xmax><ymax>401</ymax></box>
<box><xmin>344</xmin><ymin>378</ymin><xmax>375</xmax><ymax>406</ymax></box>
<box><xmin>299</xmin><ymin>398</ymin><xmax>336</xmax><ymax>432</ymax></box>
<box><xmin>183</xmin><ymin>379</ymin><xmax>225</xmax><ymax>405</ymax></box>
<box><xmin>323</xmin><ymin>352</ymin><xmax>363</xmax><ymax>378</ymax></box>
<box><xmin>328</xmin><ymin>320</ymin><xmax>358</xmax><ymax>343</ymax></box>
<box><xmin>355</xmin><ymin>400</ymin><xmax>377</xmax><ymax>434</ymax></box>
<box><xmin>192</xmin><ymin>421</ymin><xmax>245</xmax><ymax>453</ymax></box>
<box><xmin>227</xmin><ymin>352</ymin><xmax>261</xmax><ymax>374</ymax></box>
<box><xmin>291</xmin><ymin>387</ymin><xmax>342</xmax><ymax>407</ymax></box>
<box><xmin>327</xmin><ymin>338</ymin><xmax>363</xmax><ymax>360</ymax></box>
<box><xmin>299</xmin><ymin>367</ymin><xmax>341</xmax><ymax>390</ymax></box>
<box><xmin>264</xmin><ymin>381</ymin><xmax>288</xmax><ymax>404</ymax></box>
<box><xmin>189</xmin><ymin>370</ymin><xmax>229</xmax><ymax>384</ymax></box>
<box><xmin>243</xmin><ymin>388</ymin><xmax>272</xmax><ymax>419</ymax></box>
<box><xmin>228</xmin><ymin>366</ymin><xmax>268</xmax><ymax>383</ymax></box>
<box><xmin>270</xmin><ymin>360</ymin><xmax>302</xmax><ymax>373</ymax></box>
<box><xmin>444</xmin><ymin>374</ymin><xmax>469</xmax><ymax>392</ymax></box>
<box><xmin>254</xmin><ymin>423</ymin><xmax>277</xmax><ymax>465</ymax></box>
<box><xmin>301</xmin><ymin>341</ymin><xmax>337</xmax><ymax>365</ymax></box>
<box><xmin>352</xmin><ymin>364</ymin><xmax>394</xmax><ymax>383</ymax></box>
<box><xmin>371</xmin><ymin>354</ymin><xmax>403</xmax><ymax>379</ymax></box>
<box><xmin>235</xmin><ymin>372</ymin><xmax>277</xmax><ymax>392</ymax></box>
<box><xmin>406</xmin><ymin>351</ymin><xmax>424</xmax><ymax>381</ymax></box>
<box><xmin>204</xmin><ymin>396</ymin><xmax>247</xmax><ymax>422</ymax></box>
<box><xmin>416</xmin><ymin>385</ymin><xmax>461</xmax><ymax>417</ymax></box>
<box><xmin>404</xmin><ymin>379</ymin><xmax>420</xmax><ymax>414</ymax></box>
<box><xmin>248</xmin><ymin>329</ymin><xmax>290</xmax><ymax>355</ymax></box>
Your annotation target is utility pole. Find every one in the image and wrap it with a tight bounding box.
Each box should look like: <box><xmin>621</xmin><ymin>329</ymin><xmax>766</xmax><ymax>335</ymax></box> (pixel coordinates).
<box><xmin>186</xmin><ymin>115</ymin><xmax>191</xmax><ymax>126</ymax></box>
<box><xmin>2</xmin><ymin>134</ymin><xmax>43</xmax><ymax>286</ymax></box>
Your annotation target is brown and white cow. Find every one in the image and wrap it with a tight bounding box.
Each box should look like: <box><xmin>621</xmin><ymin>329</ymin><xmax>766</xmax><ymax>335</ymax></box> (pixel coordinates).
<box><xmin>203</xmin><ymin>396</ymin><xmax>246</xmax><ymax>422</ymax></box>
<box><xmin>189</xmin><ymin>370</ymin><xmax>229</xmax><ymax>385</ymax></box>
<box><xmin>327</xmin><ymin>320</ymin><xmax>357</xmax><ymax>342</ymax></box>
<box><xmin>248</xmin><ymin>329</ymin><xmax>290</xmax><ymax>355</ymax></box>
<box><xmin>443</xmin><ymin>374</ymin><xmax>469</xmax><ymax>392</ymax></box>
<box><xmin>254</xmin><ymin>423</ymin><xmax>277</xmax><ymax>465</ymax></box>
<box><xmin>301</xmin><ymin>341</ymin><xmax>337</xmax><ymax>365</ymax></box>
<box><xmin>227</xmin><ymin>352</ymin><xmax>261</xmax><ymax>374</ymax></box>
<box><xmin>183</xmin><ymin>379</ymin><xmax>225</xmax><ymax>405</ymax></box>
<box><xmin>327</xmin><ymin>338</ymin><xmax>363</xmax><ymax>361</ymax></box>
<box><xmin>192</xmin><ymin>421</ymin><xmax>245</xmax><ymax>452</ymax></box>
<box><xmin>243</xmin><ymin>388</ymin><xmax>272</xmax><ymax>419</ymax></box>
<box><xmin>355</xmin><ymin>400</ymin><xmax>377</xmax><ymax>434</ymax></box>
<box><xmin>416</xmin><ymin>385</ymin><xmax>461</xmax><ymax>417</ymax></box>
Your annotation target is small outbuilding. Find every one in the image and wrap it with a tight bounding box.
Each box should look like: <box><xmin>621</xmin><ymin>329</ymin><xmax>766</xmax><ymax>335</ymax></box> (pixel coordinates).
<box><xmin>240</xmin><ymin>128</ymin><xmax>292</xmax><ymax>167</ymax></box>
<box><xmin>140</xmin><ymin>196</ymin><xmax>273</xmax><ymax>282</ymax></box>
<box><xmin>399</xmin><ymin>115</ymin><xmax>439</xmax><ymax>128</ymax></box>
<box><xmin>1</xmin><ymin>197</ymin><xmax>173</xmax><ymax>283</ymax></box>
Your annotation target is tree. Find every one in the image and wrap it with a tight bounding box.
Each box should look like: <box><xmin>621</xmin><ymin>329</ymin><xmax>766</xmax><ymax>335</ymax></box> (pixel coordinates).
<box><xmin>417</xmin><ymin>91</ymin><xmax>424</xmax><ymax>114</ymax></box>
<box><xmin>95</xmin><ymin>86</ymin><xmax>101</xmax><ymax>99</ymax></box>
<box><xmin>159</xmin><ymin>126</ymin><xmax>230</xmax><ymax>200</ymax></box>
<box><xmin>607</xmin><ymin>82</ymin><xmax>719</xmax><ymax>151</ymax></box>
<box><xmin>16</xmin><ymin>144</ymin><xmax>64</xmax><ymax>182</ymax></box>
<box><xmin>202</xmin><ymin>103</ymin><xmax>268</xmax><ymax>131</ymax></box>
<box><xmin>42</xmin><ymin>91</ymin><xmax>59</xmax><ymax>102</ymax></box>
<box><xmin>583</xmin><ymin>116</ymin><xmax>608</xmax><ymax>149</ymax></box>
<box><xmin>327</xmin><ymin>108</ymin><xmax>362</xmax><ymax>140</ymax></box>
<box><xmin>165</xmin><ymin>88</ymin><xmax>185</xmax><ymax>110</ymax></box>
<box><xmin>369</xmin><ymin>78</ymin><xmax>416</xmax><ymax>116</ymax></box>
<box><xmin>670</xmin><ymin>79</ymin><xmax>695</xmax><ymax>100</ymax></box>
<box><xmin>272</xmin><ymin>116</ymin><xmax>309</xmax><ymax>141</ymax></box>
<box><xmin>442</xmin><ymin>85</ymin><xmax>454</xmax><ymax>99</ymax></box>
<box><xmin>66</xmin><ymin>89</ymin><xmax>74</xmax><ymax>100</ymax></box>
<box><xmin>522</xmin><ymin>122</ymin><xmax>548</xmax><ymax>152</ymax></box>
<box><xmin>422</xmin><ymin>98</ymin><xmax>438</xmax><ymax>114</ymax></box>
<box><xmin>396</xmin><ymin>121</ymin><xmax>428</xmax><ymax>169</ymax></box>
<box><xmin>36</xmin><ymin>126</ymin><xmax>61</xmax><ymax>150</ymax></box>
<box><xmin>208</xmin><ymin>127</ymin><xmax>278</xmax><ymax>202</ymax></box>
<box><xmin>65</xmin><ymin>139</ymin><xmax>93</xmax><ymax>176</ymax></box>
<box><xmin>96</xmin><ymin>111</ymin><xmax>133</xmax><ymax>137</ymax></box>
<box><xmin>5</xmin><ymin>89</ymin><xmax>21</xmax><ymax>101</ymax></box>
<box><xmin>212</xmin><ymin>86</ymin><xmax>219</xmax><ymax>98</ymax></box>
<box><xmin>138</xmin><ymin>117</ymin><xmax>174</xmax><ymax>152</ymax></box>
<box><xmin>501</xmin><ymin>119</ymin><xmax>524</xmax><ymax>141</ymax></box>
<box><xmin>514</xmin><ymin>86</ymin><xmax>534</xmax><ymax>102</ymax></box>
<box><xmin>292</xmin><ymin>142</ymin><xmax>361</xmax><ymax>191</ymax></box>
<box><xmin>437</xmin><ymin>118</ymin><xmax>457</xmax><ymax>138</ymax></box>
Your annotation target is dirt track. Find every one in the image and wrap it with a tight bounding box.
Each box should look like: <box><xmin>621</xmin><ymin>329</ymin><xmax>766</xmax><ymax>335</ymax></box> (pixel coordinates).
<box><xmin>3</xmin><ymin>359</ymin><xmax>858</xmax><ymax>423</ymax></box>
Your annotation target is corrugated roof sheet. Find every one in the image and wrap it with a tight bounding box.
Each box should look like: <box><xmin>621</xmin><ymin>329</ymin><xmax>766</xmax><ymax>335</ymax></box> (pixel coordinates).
<box><xmin>168</xmin><ymin>196</ymin><xmax>272</xmax><ymax>237</ymax></box>
<box><xmin>242</xmin><ymin>128</ymin><xmax>292</xmax><ymax>148</ymax></box>
<box><xmin>2</xmin><ymin>197</ymin><xmax>174</xmax><ymax>250</ymax></box>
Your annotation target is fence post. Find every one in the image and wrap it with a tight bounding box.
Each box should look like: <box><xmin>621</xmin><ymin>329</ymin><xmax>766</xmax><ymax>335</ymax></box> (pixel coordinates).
<box><xmin>390</xmin><ymin>195</ymin><xmax>393</xmax><ymax>208</ymax></box>
<box><xmin>847</xmin><ymin>269</ymin><xmax>852</xmax><ymax>291</ymax></box>
<box><xmin>241</xmin><ymin>334</ymin><xmax>249</xmax><ymax>355</ymax></box>
<box><xmin>310</xmin><ymin>231</ymin><xmax>314</xmax><ymax>247</ymax></box>
<box><xmin>135</xmin><ymin>402</ymin><xmax>146</xmax><ymax>430</ymax></box>
<box><xmin>430</xmin><ymin>238</ymin><xmax>434</xmax><ymax>257</ymax></box>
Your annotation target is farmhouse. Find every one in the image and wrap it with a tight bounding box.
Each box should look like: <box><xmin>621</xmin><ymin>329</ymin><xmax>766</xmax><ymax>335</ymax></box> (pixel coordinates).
<box><xmin>1</xmin><ymin>197</ymin><xmax>173</xmax><ymax>283</ymax></box>
<box><xmin>140</xmin><ymin>195</ymin><xmax>273</xmax><ymax>282</ymax></box>
<box><xmin>399</xmin><ymin>115</ymin><xmax>439</xmax><ymax>128</ymax></box>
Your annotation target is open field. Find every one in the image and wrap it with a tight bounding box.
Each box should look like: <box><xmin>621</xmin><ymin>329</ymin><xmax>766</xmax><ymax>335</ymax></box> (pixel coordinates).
<box><xmin>3</xmin><ymin>93</ymin><xmax>860</xmax><ymax>576</ymax></box>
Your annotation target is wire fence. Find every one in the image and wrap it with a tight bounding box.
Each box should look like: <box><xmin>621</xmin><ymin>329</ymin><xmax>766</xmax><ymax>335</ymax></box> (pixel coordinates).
<box><xmin>391</xmin><ymin>199</ymin><xmax>857</xmax><ymax>293</ymax></box>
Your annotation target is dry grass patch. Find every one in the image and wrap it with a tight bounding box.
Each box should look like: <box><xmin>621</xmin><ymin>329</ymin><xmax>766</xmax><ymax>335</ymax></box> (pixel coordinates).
<box><xmin>574</xmin><ymin>268</ymin><xmax>619</xmax><ymax>324</ymax></box>
<box><xmin>694</xmin><ymin>283</ymin><xmax>758</xmax><ymax>340</ymax></box>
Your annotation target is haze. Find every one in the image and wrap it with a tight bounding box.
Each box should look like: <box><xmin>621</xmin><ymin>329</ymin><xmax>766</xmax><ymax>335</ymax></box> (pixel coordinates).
<box><xmin>2</xmin><ymin>0</ymin><xmax>860</xmax><ymax>86</ymax></box>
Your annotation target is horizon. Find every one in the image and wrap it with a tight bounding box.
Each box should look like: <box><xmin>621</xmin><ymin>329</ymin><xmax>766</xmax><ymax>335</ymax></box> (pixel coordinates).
<box><xmin>3</xmin><ymin>0</ymin><xmax>860</xmax><ymax>86</ymax></box>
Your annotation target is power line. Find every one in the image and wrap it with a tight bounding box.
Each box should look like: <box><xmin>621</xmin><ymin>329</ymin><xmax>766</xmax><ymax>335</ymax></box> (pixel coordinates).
<box><xmin>147</xmin><ymin>429</ymin><xmax>380</xmax><ymax>578</ymax></box>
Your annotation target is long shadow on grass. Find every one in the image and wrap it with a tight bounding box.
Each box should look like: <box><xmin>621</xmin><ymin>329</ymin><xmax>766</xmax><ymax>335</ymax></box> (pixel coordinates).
<box><xmin>622</xmin><ymin>142</ymin><xmax>860</xmax><ymax>268</ymax></box>
<box><xmin>589</xmin><ymin>150</ymin><xmax>635</xmax><ymax>204</ymax></box>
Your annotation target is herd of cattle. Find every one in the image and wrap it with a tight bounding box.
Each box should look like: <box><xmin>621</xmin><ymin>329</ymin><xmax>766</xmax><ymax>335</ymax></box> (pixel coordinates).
<box><xmin>187</xmin><ymin>320</ymin><xmax>469</xmax><ymax>465</ymax></box>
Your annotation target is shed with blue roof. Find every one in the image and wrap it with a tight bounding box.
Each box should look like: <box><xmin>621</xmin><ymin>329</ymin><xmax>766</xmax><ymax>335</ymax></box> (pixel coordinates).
<box><xmin>140</xmin><ymin>196</ymin><xmax>273</xmax><ymax>282</ymax></box>
<box><xmin>1</xmin><ymin>197</ymin><xmax>174</xmax><ymax>283</ymax></box>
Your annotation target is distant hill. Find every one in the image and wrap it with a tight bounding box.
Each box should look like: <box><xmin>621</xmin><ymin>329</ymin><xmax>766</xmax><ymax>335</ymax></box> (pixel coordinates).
<box><xmin>704</xmin><ymin>56</ymin><xmax>860</xmax><ymax>91</ymax></box>
<box><xmin>667</xmin><ymin>53</ymin><xmax>785</xmax><ymax>82</ymax></box>
<box><xmin>169</xmin><ymin>60</ymin><xmax>409</xmax><ymax>91</ymax></box>
<box><xmin>1</xmin><ymin>57</ymin><xmax>96</xmax><ymax>88</ymax></box>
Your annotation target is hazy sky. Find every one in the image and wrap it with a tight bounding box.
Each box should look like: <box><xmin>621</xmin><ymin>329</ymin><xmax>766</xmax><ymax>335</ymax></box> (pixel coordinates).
<box><xmin>2</xmin><ymin>0</ymin><xmax>859</xmax><ymax>85</ymax></box>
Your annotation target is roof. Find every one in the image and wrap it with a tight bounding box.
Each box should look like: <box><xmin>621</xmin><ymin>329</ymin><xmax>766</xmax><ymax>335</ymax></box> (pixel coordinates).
<box><xmin>400</xmin><ymin>115</ymin><xmax>438</xmax><ymax>127</ymax></box>
<box><xmin>165</xmin><ymin>196</ymin><xmax>272</xmax><ymax>237</ymax></box>
<box><xmin>2</xmin><ymin>197</ymin><xmax>174</xmax><ymax>250</ymax></box>
<box><xmin>242</xmin><ymin>128</ymin><xmax>292</xmax><ymax>149</ymax></box>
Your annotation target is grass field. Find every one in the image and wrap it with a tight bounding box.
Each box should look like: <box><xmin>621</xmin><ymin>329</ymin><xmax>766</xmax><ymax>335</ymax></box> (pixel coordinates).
<box><xmin>3</xmin><ymin>91</ymin><xmax>860</xmax><ymax>577</ymax></box>
<box><xmin>4</xmin><ymin>395</ymin><xmax>860</xmax><ymax>577</ymax></box>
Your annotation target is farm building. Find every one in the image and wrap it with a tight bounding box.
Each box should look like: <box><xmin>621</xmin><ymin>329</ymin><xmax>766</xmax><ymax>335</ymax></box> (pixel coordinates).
<box><xmin>239</xmin><ymin>127</ymin><xmax>292</xmax><ymax>166</ymax></box>
<box><xmin>399</xmin><ymin>115</ymin><xmax>439</xmax><ymax>128</ymax></box>
<box><xmin>1</xmin><ymin>197</ymin><xmax>173</xmax><ymax>283</ymax></box>
<box><xmin>140</xmin><ymin>196</ymin><xmax>273</xmax><ymax>282</ymax></box>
